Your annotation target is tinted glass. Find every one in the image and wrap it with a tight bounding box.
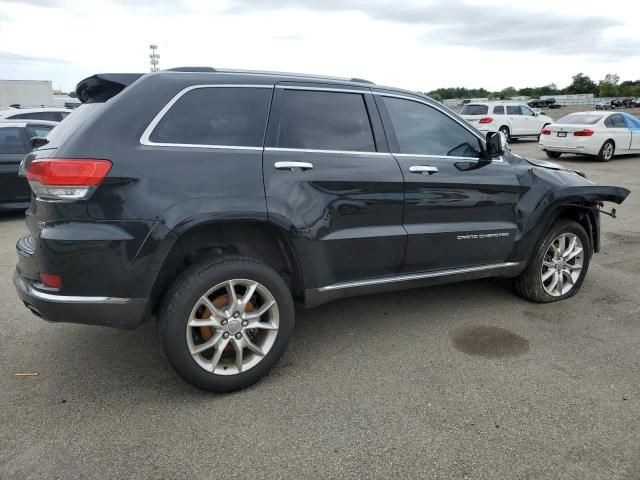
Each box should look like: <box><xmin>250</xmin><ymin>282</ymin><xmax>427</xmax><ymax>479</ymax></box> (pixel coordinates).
<box><xmin>275</xmin><ymin>90</ymin><xmax>375</xmax><ymax>151</ymax></box>
<box><xmin>557</xmin><ymin>114</ymin><xmax>602</xmax><ymax>125</ymax></box>
<box><xmin>0</xmin><ymin>127</ymin><xmax>27</xmax><ymax>154</ymax></box>
<box><xmin>611</xmin><ymin>114</ymin><xmax>626</xmax><ymax>128</ymax></box>
<box><xmin>150</xmin><ymin>87</ymin><xmax>272</xmax><ymax>147</ymax></box>
<box><xmin>27</xmin><ymin>125</ymin><xmax>54</xmax><ymax>138</ymax></box>
<box><xmin>383</xmin><ymin>97</ymin><xmax>481</xmax><ymax>158</ymax></box>
<box><xmin>461</xmin><ymin>104</ymin><xmax>488</xmax><ymax>115</ymax></box>
<box><xmin>604</xmin><ymin>116</ymin><xmax>614</xmax><ymax>128</ymax></box>
<box><xmin>506</xmin><ymin>106</ymin><xmax>521</xmax><ymax>115</ymax></box>
<box><xmin>493</xmin><ymin>106</ymin><xmax>505</xmax><ymax>114</ymax></box>
<box><xmin>10</xmin><ymin>111</ymin><xmax>59</xmax><ymax>122</ymax></box>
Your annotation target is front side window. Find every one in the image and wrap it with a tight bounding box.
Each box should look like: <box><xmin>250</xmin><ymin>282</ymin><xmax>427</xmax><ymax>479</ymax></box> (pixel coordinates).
<box><xmin>0</xmin><ymin>127</ymin><xmax>27</xmax><ymax>154</ymax></box>
<box><xmin>150</xmin><ymin>87</ymin><xmax>272</xmax><ymax>147</ymax></box>
<box><xmin>275</xmin><ymin>90</ymin><xmax>376</xmax><ymax>152</ymax></box>
<box><xmin>610</xmin><ymin>114</ymin><xmax>626</xmax><ymax>128</ymax></box>
<box><xmin>383</xmin><ymin>97</ymin><xmax>481</xmax><ymax>158</ymax></box>
<box><xmin>521</xmin><ymin>106</ymin><xmax>535</xmax><ymax>116</ymax></box>
<box><xmin>506</xmin><ymin>106</ymin><xmax>521</xmax><ymax>115</ymax></box>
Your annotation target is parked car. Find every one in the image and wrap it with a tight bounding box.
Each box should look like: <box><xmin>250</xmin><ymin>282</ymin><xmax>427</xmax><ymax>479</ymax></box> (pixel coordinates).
<box><xmin>0</xmin><ymin>119</ymin><xmax>57</xmax><ymax>210</ymax></box>
<box><xmin>14</xmin><ymin>68</ymin><xmax>629</xmax><ymax>392</ymax></box>
<box><xmin>528</xmin><ymin>98</ymin><xmax>561</xmax><ymax>109</ymax></box>
<box><xmin>595</xmin><ymin>101</ymin><xmax>612</xmax><ymax>110</ymax></box>
<box><xmin>539</xmin><ymin>111</ymin><xmax>640</xmax><ymax>161</ymax></box>
<box><xmin>461</xmin><ymin>101</ymin><xmax>553</xmax><ymax>141</ymax></box>
<box><xmin>0</xmin><ymin>107</ymin><xmax>72</xmax><ymax>123</ymax></box>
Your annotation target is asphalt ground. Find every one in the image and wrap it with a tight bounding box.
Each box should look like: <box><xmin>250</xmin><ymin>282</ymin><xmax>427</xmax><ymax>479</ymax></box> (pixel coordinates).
<box><xmin>1</xmin><ymin>140</ymin><xmax>639</xmax><ymax>479</ymax></box>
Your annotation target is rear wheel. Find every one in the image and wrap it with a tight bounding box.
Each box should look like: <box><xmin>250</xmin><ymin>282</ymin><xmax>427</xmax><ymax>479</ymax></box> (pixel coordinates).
<box><xmin>158</xmin><ymin>256</ymin><xmax>294</xmax><ymax>392</ymax></box>
<box><xmin>514</xmin><ymin>219</ymin><xmax>591</xmax><ymax>303</ymax></box>
<box><xmin>596</xmin><ymin>140</ymin><xmax>615</xmax><ymax>162</ymax></box>
<box><xmin>499</xmin><ymin>126</ymin><xmax>510</xmax><ymax>143</ymax></box>
<box><xmin>546</xmin><ymin>151</ymin><xmax>562</xmax><ymax>159</ymax></box>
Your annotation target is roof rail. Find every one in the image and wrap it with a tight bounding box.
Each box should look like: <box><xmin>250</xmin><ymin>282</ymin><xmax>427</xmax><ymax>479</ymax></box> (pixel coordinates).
<box><xmin>165</xmin><ymin>67</ymin><xmax>217</xmax><ymax>72</ymax></box>
<box><xmin>350</xmin><ymin>77</ymin><xmax>375</xmax><ymax>84</ymax></box>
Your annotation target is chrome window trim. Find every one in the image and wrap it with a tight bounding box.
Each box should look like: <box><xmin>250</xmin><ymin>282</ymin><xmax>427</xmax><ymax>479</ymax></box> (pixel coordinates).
<box><xmin>265</xmin><ymin>147</ymin><xmax>390</xmax><ymax>156</ymax></box>
<box><xmin>139</xmin><ymin>84</ymin><xmax>273</xmax><ymax>149</ymax></box>
<box><xmin>275</xmin><ymin>85</ymin><xmax>370</xmax><ymax>94</ymax></box>
<box><xmin>318</xmin><ymin>262</ymin><xmax>520</xmax><ymax>292</ymax></box>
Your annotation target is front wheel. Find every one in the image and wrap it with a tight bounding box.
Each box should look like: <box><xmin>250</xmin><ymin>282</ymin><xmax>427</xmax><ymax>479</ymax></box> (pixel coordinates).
<box><xmin>158</xmin><ymin>256</ymin><xmax>295</xmax><ymax>392</ymax></box>
<box><xmin>514</xmin><ymin>219</ymin><xmax>591</xmax><ymax>303</ymax></box>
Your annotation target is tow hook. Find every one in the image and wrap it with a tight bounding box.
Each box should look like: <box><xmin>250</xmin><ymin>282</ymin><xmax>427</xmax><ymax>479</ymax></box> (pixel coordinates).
<box><xmin>598</xmin><ymin>207</ymin><xmax>617</xmax><ymax>219</ymax></box>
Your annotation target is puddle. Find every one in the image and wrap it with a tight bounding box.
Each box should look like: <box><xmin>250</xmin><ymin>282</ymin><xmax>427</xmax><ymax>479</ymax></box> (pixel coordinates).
<box><xmin>451</xmin><ymin>325</ymin><xmax>530</xmax><ymax>358</ymax></box>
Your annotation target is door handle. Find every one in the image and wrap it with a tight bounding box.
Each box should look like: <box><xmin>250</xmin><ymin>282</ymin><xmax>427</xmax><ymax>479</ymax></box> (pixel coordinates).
<box><xmin>409</xmin><ymin>165</ymin><xmax>439</xmax><ymax>175</ymax></box>
<box><xmin>274</xmin><ymin>161</ymin><xmax>314</xmax><ymax>171</ymax></box>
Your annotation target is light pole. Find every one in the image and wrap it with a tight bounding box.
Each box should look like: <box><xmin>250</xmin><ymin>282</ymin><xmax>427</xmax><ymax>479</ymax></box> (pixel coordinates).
<box><xmin>149</xmin><ymin>44</ymin><xmax>160</xmax><ymax>72</ymax></box>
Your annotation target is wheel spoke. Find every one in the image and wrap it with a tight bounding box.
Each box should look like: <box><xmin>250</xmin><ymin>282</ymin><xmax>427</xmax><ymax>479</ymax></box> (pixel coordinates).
<box><xmin>563</xmin><ymin>270</ymin><xmax>575</xmax><ymax>285</ymax></box>
<box><xmin>209</xmin><ymin>337</ymin><xmax>230</xmax><ymax>371</ymax></box>
<box><xmin>225</xmin><ymin>280</ymin><xmax>238</xmax><ymax>307</ymax></box>
<box><xmin>243</xmin><ymin>300</ymin><xmax>275</xmax><ymax>320</ymax></box>
<box><xmin>188</xmin><ymin>315</ymin><xmax>222</xmax><ymax>328</ymax></box>
<box><xmin>567</xmin><ymin>263</ymin><xmax>581</xmax><ymax>271</ymax></box>
<box><xmin>557</xmin><ymin>269</ymin><xmax>564</xmax><ymax>294</ymax></box>
<box><xmin>563</xmin><ymin>236</ymin><xmax>577</xmax><ymax>258</ymax></box>
<box><xmin>190</xmin><ymin>335</ymin><xmax>218</xmax><ymax>355</ymax></box>
<box><xmin>244</xmin><ymin>336</ymin><xmax>265</xmax><ymax>356</ymax></box>
<box><xmin>200</xmin><ymin>296</ymin><xmax>227</xmax><ymax>319</ymax></box>
<box><xmin>566</xmin><ymin>247</ymin><xmax>583</xmax><ymax>262</ymax></box>
<box><xmin>240</xmin><ymin>281</ymin><xmax>258</xmax><ymax>311</ymax></box>
<box><xmin>543</xmin><ymin>260</ymin><xmax>555</xmax><ymax>268</ymax></box>
<box><xmin>247</xmin><ymin>320</ymin><xmax>278</xmax><ymax>330</ymax></box>
<box><xmin>548</xmin><ymin>272</ymin><xmax>559</xmax><ymax>292</ymax></box>
<box><xmin>232</xmin><ymin>339</ymin><xmax>243</xmax><ymax>373</ymax></box>
<box><xmin>542</xmin><ymin>269</ymin><xmax>555</xmax><ymax>282</ymax></box>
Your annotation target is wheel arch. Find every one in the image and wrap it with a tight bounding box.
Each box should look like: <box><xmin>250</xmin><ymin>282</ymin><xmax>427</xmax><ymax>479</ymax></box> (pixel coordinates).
<box><xmin>148</xmin><ymin>219</ymin><xmax>305</xmax><ymax>316</ymax></box>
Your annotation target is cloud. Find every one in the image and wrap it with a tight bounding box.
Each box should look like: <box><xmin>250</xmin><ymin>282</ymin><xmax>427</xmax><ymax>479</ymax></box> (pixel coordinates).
<box><xmin>0</xmin><ymin>51</ymin><xmax>69</xmax><ymax>65</ymax></box>
<box><xmin>227</xmin><ymin>0</ymin><xmax>640</xmax><ymax>59</ymax></box>
<box><xmin>0</xmin><ymin>0</ymin><xmax>60</xmax><ymax>6</ymax></box>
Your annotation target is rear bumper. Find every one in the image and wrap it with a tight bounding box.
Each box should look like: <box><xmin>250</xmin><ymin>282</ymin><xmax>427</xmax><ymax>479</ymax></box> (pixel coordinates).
<box><xmin>13</xmin><ymin>270</ymin><xmax>147</xmax><ymax>330</ymax></box>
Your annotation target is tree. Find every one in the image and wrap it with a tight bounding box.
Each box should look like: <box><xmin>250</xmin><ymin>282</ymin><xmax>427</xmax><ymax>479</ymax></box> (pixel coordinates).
<box><xmin>598</xmin><ymin>73</ymin><xmax>621</xmax><ymax>97</ymax></box>
<box><xmin>564</xmin><ymin>73</ymin><xmax>598</xmax><ymax>95</ymax></box>
<box><xmin>499</xmin><ymin>87</ymin><xmax>517</xmax><ymax>100</ymax></box>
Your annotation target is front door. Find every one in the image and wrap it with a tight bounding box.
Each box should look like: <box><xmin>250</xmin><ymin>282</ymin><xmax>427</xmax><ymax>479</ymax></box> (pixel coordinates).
<box><xmin>375</xmin><ymin>93</ymin><xmax>521</xmax><ymax>273</ymax></box>
<box><xmin>0</xmin><ymin>125</ymin><xmax>30</xmax><ymax>206</ymax></box>
<box><xmin>263</xmin><ymin>84</ymin><xmax>406</xmax><ymax>289</ymax></box>
<box><xmin>505</xmin><ymin>105</ymin><xmax>526</xmax><ymax>136</ymax></box>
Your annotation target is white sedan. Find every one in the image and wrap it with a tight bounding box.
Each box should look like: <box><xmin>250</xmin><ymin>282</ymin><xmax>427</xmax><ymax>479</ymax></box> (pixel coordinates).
<box><xmin>539</xmin><ymin>111</ymin><xmax>640</xmax><ymax>161</ymax></box>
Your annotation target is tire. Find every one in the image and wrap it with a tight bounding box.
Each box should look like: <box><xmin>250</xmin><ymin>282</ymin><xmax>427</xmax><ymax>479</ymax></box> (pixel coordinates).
<box><xmin>158</xmin><ymin>256</ymin><xmax>295</xmax><ymax>392</ymax></box>
<box><xmin>513</xmin><ymin>219</ymin><xmax>591</xmax><ymax>303</ymax></box>
<box><xmin>596</xmin><ymin>140</ymin><xmax>615</xmax><ymax>162</ymax></box>
<box><xmin>499</xmin><ymin>126</ymin><xmax>510</xmax><ymax>143</ymax></box>
<box><xmin>546</xmin><ymin>151</ymin><xmax>562</xmax><ymax>159</ymax></box>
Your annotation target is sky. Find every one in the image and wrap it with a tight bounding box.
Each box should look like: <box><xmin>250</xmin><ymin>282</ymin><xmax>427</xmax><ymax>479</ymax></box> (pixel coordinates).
<box><xmin>0</xmin><ymin>0</ymin><xmax>638</xmax><ymax>93</ymax></box>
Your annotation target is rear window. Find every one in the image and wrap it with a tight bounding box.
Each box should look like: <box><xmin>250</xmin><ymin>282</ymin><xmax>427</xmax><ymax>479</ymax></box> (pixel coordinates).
<box><xmin>0</xmin><ymin>127</ymin><xmax>27</xmax><ymax>154</ymax></box>
<box><xmin>557</xmin><ymin>114</ymin><xmax>602</xmax><ymax>125</ymax></box>
<box><xmin>9</xmin><ymin>111</ymin><xmax>60</xmax><ymax>122</ymax></box>
<box><xmin>43</xmin><ymin>103</ymin><xmax>105</xmax><ymax>149</ymax></box>
<box><xmin>461</xmin><ymin>104</ymin><xmax>488</xmax><ymax>115</ymax></box>
<box><xmin>275</xmin><ymin>89</ymin><xmax>376</xmax><ymax>152</ymax></box>
<box><xmin>149</xmin><ymin>87</ymin><xmax>272</xmax><ymax>147</ymax></box>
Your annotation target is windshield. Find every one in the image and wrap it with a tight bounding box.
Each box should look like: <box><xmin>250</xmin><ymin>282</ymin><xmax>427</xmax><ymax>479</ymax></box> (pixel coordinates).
<box><xmin>461</xmin><ymin>104</ymin><xmax>488</xmax><ymax>115</ymax></box>
<box><xmin>556</xmin><ymin>114</ymin><xmax>602</xmax><ymax>125</ymax></box>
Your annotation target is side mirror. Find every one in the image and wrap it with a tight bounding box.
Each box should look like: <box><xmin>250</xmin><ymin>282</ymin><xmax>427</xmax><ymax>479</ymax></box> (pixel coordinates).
<box><xmin>484</xmin><ymin>131</ymin><xmax>504</xmax><ymax>159</ymax></box>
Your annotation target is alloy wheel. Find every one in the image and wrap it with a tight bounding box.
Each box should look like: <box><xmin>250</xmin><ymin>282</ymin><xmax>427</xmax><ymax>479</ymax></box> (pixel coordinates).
<box><xmin>186</xmin><ymin>279</ymin><xmax>279</xmax><ymax>375</ymax></box>
<box><xmin>541</xmin><ymin>233</ymin><xmax>584</xmax><ymax>297</ymax></box>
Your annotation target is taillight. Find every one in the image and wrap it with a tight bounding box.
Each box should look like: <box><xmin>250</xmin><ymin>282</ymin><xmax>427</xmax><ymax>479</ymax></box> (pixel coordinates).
<box><xmin>39</xmin><ymin>273</ymin><xmax>62</xmax><ymax>289</ymax></box>
<box><xmin>541</xmin><ymin>129</ymin><xmax>551</xmax><ymax>135</ymax></box>
<box><xmin>26</xmin><ymin>159</ymin><xmax>112</xmax><ymax>201</ymax></box>
<box><xmin>479</xmin><ymin>117</ymin><xmax>493</xmax><ymax>124</ymax></box>
<box><xmin>573</xmin><ymin>129</ymin><xmax>594</xmax><ymax>137</ymax></box>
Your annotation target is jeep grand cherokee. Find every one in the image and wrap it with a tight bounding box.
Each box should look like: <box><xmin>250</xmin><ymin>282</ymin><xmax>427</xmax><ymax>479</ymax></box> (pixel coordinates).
<box><xmin>14</xmin><ymin>68</ymin><xmax>629</xmax><ymax>392</ymax></box>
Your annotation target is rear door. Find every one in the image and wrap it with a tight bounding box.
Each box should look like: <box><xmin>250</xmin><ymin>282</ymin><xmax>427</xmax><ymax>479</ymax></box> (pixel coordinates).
<box><xmin>505</xmin><ymin>105</ymin><xmax>525</xmax><ymax>135</ymax></box>
<box><xmin>605</xmin><ymin>114</ymin><xmax>632</xmax><ymax>151</ymax></box>
<box><xmin>375</xmin><ymin>92</ymin><xmax>520</xmax><ymax>273</ymax></box>
<box><xmin>0</xmin><ymin>125</ymin><xmax>30</xmax><ymax>205</ymax></box>
<box><xmin>263</xmin><ymin>84</ymin><xmax>406</xmax><ymax>289</ymax></box>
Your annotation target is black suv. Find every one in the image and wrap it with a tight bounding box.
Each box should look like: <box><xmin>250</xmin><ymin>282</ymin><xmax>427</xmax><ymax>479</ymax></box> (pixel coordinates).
<box><xmin>14</xmin><ymin>68</ymin><xmax>629</xmax><ymax>392</ymax></box>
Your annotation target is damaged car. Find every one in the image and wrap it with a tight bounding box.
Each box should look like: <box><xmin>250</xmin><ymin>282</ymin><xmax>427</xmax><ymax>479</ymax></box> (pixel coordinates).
<box><xmin>14</xmin><ymin>68</ymin><xmax>630</xmax><ymax>392</ymax></box>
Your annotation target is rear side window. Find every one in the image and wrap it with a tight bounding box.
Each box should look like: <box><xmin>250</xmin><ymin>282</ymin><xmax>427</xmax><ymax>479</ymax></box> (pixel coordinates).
<box><xmin>150</xmin><ymin>87</ymin><xmax>272</xmax><ymax>147</ymax></box>
<box><xmin>27</xmin><ymin>125</ymin><xmax>54</xmax><ymax>138</ymax></box>
<box><xmin>275</xmin><ymin>90</ymin><xmax>375</xmax><ymax>152</ymax></box>
<box><xmin>0</xmin><ymin>127</ymin><xmax>27</xmax><ymax>154</ymax></box>
<box><xmin>461</xmin><ymin>104</ymin><xmax>488</xmax><ymax>115</ymax></box>
<box><xmin>383</xmin><ymin>97</ymin><xmax>481</xmax><ymax>158</ymax></box>
<box><xmin>610</xmin><ymin>114</ymin><xmax>626</xmax><ymax>128</ymax></box>
<box><xmin>493</xmin><ymin>106</ymin><xmax>505</xmax><ymax>114</ymax></box>
<box><xmin>506</xmin><ymin>106</ymin><xmax>521</xmax><ymax>115</ymax></box>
